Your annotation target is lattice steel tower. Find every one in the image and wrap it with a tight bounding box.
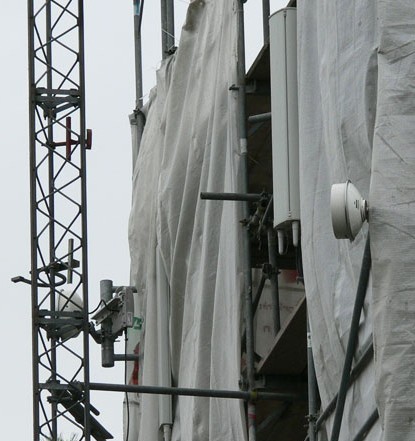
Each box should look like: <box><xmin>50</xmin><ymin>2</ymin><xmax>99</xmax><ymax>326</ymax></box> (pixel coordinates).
<box><xmin>26</xmin><ymin>1</ymin><xmax>101</xmax><ymax>439</ymax></box>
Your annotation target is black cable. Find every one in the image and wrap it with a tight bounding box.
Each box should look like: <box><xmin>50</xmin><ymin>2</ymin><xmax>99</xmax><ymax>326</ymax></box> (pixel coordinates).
<box><xmin>125</xmin><ymin>331</ymin><xmax>130</xmax><ymax>441</ymax></box>
<box><xmin>88</xmin><ymin>299</ymin><xmax>104</xmax><ymax>315</ymax></box>
<box><xmin>88</xmin><ymin>299</ymin><xmax>120</xmax><ymax>315</ymax></box>
<box><xmin>37</xmin><ymin>272</ymin><xmax>67</xmax><ymax>288</ymax></box>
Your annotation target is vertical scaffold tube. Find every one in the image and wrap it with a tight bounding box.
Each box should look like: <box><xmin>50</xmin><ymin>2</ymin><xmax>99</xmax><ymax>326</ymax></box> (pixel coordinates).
<box><xmin>156</xmin><ymin>247</ymin><xmax>173</xmax><ymax>434</ymax></box>
<box><xmin>100</xmin><ymin>280</ymin><xmax>114</xmax><ymax>368</ymax></box>
<box><xmin>267</xmin><ymin>227</ymin><xmax>281</xmax><ymax>335</ymax></box>
<box><xmin>28</xmin><ymin>1</ymin><xmax>39</xmax><ymax>438</ymax></box>
<box><xmin>132</xmin><ymin>0</ymin><xmax>145</xmax><ymax>169</ymax></box>
<box><xmin>237</xmin><ymin>1</ymin><xmax>256</xmax><ymax>440</ymax></box>
<box><xmin>78</xmin><ymin>1</ymin><xmax>92</xmax><ymax>437</ymax></box>
<box><xmin>166</xmin><ymin>0</ymin><xmax>175</xmax><ymax>51</ymax></box>
<box><xmin>307</xmin><ymin>315</ymin><xmax>318</xmax><ymax>441</ymax></box>
<box><xmin>46</xmin><ymin>1</ymin><xmax>58</xmax><ymax>437</ymax></box>
<box><xmin>262</xmin><ymin>0</ymin><xmax>270</xmax><ymax>43</ymax></box>
<box><xmin>161</xmin><ymin>0</ymin><xmax>174</xmax><ymax>57</ymax></box>
<box><xmin>160</xmin><ymin>0</ymin><xmax>168</xmax><ymax>58</ymax></box>
<box><xmin>133</xmin><ymin>0</ymin><xmax>143</xmax><ymax>110</ymax></box>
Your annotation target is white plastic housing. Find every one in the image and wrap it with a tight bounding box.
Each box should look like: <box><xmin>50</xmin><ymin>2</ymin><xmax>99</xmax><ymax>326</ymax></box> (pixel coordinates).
<box><xmin>331</xmin><ymin>181</ymin><xmax>368</xmax><ymax>241</ymax></box>
<box><xmin>270</xmin><ymin>8</ymin><xmax>300</xmax><ymax>231</ymax></box>
<box><xmin>58</xmin><ymin>288</ymin><xmax>83</xmax><ymax>312</ymax></box>
<box><xmin>57</xmin><ymin>288</ymin><xmax>83</xmax><ymax>341</ymax></box>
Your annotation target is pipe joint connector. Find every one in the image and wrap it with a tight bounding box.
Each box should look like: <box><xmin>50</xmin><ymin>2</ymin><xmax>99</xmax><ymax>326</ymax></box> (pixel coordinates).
<box><xmin>249</xmin><ymin>389</ymin><xmax>259</xmax><ymax>402</ymax></box>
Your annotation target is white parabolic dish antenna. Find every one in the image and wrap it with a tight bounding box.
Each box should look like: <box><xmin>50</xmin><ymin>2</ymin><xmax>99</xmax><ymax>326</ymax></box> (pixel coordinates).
<box><xmin>330</xmin><ymin>181</ymin><xmax>368</xmax><ymax>241</ymax></box>
<box><xmin>57</xmin><ymin>288</ymin><xmax>83</xmax><ymax>341</ymax></box>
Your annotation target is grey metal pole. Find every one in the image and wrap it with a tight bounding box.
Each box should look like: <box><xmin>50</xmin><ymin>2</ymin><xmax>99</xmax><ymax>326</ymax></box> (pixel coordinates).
<box><xmin>242</xmin><ymin>274</ymin><xmax>267</xmax><ymax>352</ymax></box>
<box><xmin>248</xmin><ymin>112</ymin><xmax>272</xmax><ymax>124</ymax></box>
<box><xmin>315</xmin><ymin>338</ymin><xmax>373</xmax><ymax>431</ymax></box>
<box><xmin>252</xmin><ymin>274</ymin><xmax>267</xmax><ymax>314</ymax></box>
<box><xmin>133</xmin><ymin>0</ymin><xmax>143</xmax><ymax>110</ymax></box>
<box><xmin>88</xmin><ymin>383</ymin><xmax>303</xmax><ymax>402</ymax></box>
<box><xmin>131</xmin><ymin>0</ymin><xmax>145</xmax><ymax>169</ymax></box>
<box><xmin>27</xmin><ymin>1</ymin><xmax>40</xmax><ymax>438</ymax></box>
<box><xmin>237</xmin><ymin>0</ymin><xmax>256</xmax><ymax>439</ymax></box>
<box><xmin>45</xmin><ymin>2</ymin><xmax>59</xmax><ymax>437</ymax></box>
<box><xmin>262</xmin><ymin>0</ymin><xmax>270</xmax><ymax>44</ymax></box>
<box><xmin>200</xmin><ymin>192</ymin><xmax>262</xmax><ymax>202</ymax></box>
<box><xmin>307</xmin><ymin>316</ymin><xmax>318</xmax><ymax>441</ymax></box>
<box><xmin>160</xmin><ymin>0</ymin><xmax>168</xmax><ymax>58</ymax></box>
<box><xmin>113</xmin><ymin>354</ymin><xmax>140</xmax><ymax>362</ymax></box>
<box><xmin>351</xmin><ymin>409</ymin><xmax>379</xmax><ymax>441</ymax></box>
<box><xmin>267</xmin><ymin>227</ymin><xmax>280</xmax><ymax>335</ymax></box>
<box><xmin>330</xmin><ymin>235</ymin><xmax>371</xmax><ymax>441</ymax></box>
<box><xmin>100</xmin><ymin>280</ymin><xmax>115</xmax><ymax>368</ymax></box>
<box><xmin>166</xmin><ymin>0</ymin><xmax>175</xmax><ymax>51</ymax></box>
<box><xmin>78</xmin><ymin>2</ymin><xmax>91</xmax><ymax>437</ymax></box>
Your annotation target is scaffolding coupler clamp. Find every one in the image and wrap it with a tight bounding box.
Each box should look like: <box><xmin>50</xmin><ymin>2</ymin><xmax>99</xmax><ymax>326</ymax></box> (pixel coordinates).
<box><xmin>307</xmin><ymin>412</ymin><xmax>318</xmax><ymax>424</ymax></box>
<box><xmin>249</xmin><ymin>389</ymin><xmax>259</xmax><ymax>402</ymax></box>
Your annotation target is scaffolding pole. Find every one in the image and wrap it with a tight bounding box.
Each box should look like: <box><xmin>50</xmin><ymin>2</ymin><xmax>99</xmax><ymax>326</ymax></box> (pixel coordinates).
<box><xmin>87</xmin><ymin>383</ymin><xmax>305</xmax><ymax>402</ymax></box>
<box><xmin>262</xmin><ymin>0</ymin><xmax>270</xmax><ymax>43</ymax></box>
<box><xmin>236</xmin><ymin>1</ymin><xmax>257</xmax><ymax>440</ymax></box>
<box><xmin>351</xmin><ymin>409</ymin><xmax>379</xmax><ymax>441</ymax></box>
<box><xmin>329</xmin><ymin>235</ymin><xmax>371</xmax><ymax>441</ymax></box>
<box><xmin>307</xmin><ymin>316</ymin><xmax>318</xmax><ymax>441</ymax></box>
<box><xmin>160</xmin><ymin>0</ymin><xmax>168</xmax><ymax>58</ymax></box>
<box><xmin>267</xmin><ymin>227</ymin><xmax>281</xmax><ymax>335</ymax></box>
<box><xmin>161</xmin><ymin>0</ymin><xmax>175</xmax><ymax>57</ymax></box>
<box><xmin>133</xmin><ymin>0</ymin><xmax>144</xmax><ymax>109</ymax></box>
<box><xmin>166</xmin><ymin>0</ymin><xmax>175</xmax><ymax>51</ymax></box>
<box><xmin>131</xmin><ymin>0</ymin><xmax>145</xmax><ymax>169</ymax></box>
<box><xmin>315</xmin><ymin>338</ymin><xmax>374</xmax><ymax>432</ymax></box>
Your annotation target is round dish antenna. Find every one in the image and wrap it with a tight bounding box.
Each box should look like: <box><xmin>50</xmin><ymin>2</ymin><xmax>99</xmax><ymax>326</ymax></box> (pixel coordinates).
<box><xmin>57</xmin><ymin>288</ymin><xmax>83</xmax><ymax>341</ymax></box>
<box><xmin>330</xmin><ymin>181</ymin><xmax>368</xmax><ymax>241</ymax></box>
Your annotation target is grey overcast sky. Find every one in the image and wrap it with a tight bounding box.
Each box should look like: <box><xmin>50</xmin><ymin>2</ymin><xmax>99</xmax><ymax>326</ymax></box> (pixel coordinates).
<box><xmin>1</xmin><ymin>1</ymin><xmax>285</xmax><ymax>439</ymax></box>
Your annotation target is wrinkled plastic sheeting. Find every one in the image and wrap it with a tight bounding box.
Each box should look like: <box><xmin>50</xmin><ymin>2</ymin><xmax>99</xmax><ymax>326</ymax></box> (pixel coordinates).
<box><xmin>371</xmin><ymin>2</ymin><xmax>415</xmax><ymax>439</ymax></box>
<box><xmin>298</xmin><ymin>1</ymin><xmax>415</xmax><ymax>440</ymax></box>
<box><xmin>127</xmin><ymin>1</ymin><xmax>247</xmax><ymax>440</ymax></box>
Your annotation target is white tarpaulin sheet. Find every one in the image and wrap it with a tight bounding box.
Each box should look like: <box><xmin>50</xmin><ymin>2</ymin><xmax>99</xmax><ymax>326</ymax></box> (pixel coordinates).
<box><xmin>298</xmin><ymin>1</ymin><xmax>415</xmax><ymax>440</ymax></box>
<box><xmin>128</xmin><ymin>1</ymin><xmax>247</xmax><ymax>440</ymax></box>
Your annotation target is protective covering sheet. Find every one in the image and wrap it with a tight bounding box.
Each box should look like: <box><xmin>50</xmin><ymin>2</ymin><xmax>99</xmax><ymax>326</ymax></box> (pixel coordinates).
<box><xmin>127</xmin><ymin>1</ymin><xmax>247</xmax><ymax>440</ymax></box>
<box><xmin>298</xmin><ymin>1</ymin><xmax>415</xmax><ymax>440</ymax></box>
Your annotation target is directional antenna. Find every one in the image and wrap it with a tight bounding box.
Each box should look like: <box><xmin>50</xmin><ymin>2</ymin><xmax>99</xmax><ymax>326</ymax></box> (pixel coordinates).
<box><xmin>331</xmin><ymin>181</ymin><xmax>369</xmax><ymax>241</ymax></box>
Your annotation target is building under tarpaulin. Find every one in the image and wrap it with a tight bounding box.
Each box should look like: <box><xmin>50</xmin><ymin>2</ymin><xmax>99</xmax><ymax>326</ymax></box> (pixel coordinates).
<box><xmin>127</xmin><ymin>1</ymin><xmax>415</xmax><ymax>440</ymax></box>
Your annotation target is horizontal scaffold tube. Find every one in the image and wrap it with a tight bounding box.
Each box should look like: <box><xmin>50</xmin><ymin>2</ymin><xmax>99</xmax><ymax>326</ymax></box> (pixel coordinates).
<box><xmin>200</xmin><ymin>192</ymin><xmax>263</xmax><ymax>202</ymax></box>
<box><xmin>88</xmin><ymin>382</ymin><xmax>305</xmax><ymax>402</ymax></box>
<box><xmin>248</xmin><ymin>112</ymin><xmax>271</xmax><ymax>124</ymax></box>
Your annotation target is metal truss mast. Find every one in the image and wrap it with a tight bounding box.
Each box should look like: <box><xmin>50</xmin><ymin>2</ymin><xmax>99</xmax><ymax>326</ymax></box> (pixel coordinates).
<box><xmin>27</xmin><ymin>1</ymin><xmax>94</xmax><ymax>439</ymax></box>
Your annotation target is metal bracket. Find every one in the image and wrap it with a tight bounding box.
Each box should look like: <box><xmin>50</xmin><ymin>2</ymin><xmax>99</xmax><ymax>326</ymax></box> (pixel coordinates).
<box><xmin>13</xmin><ymin>239</ymin><xmax>80</xmax><ymax>287</ymax></box>
<box><xmin>92</xmin><ymin>281</ymin><xmax>137</xmax><ymax>368</ymax></box>
<box><xmin>92</xmin><ymin>287</ymin><xmax>135</xmax><ymax>336</ymax></box>
<box><xmin>166</xmin><ymin>45</ymin><xmax>177</xmax><ymax>55</ymax></box>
